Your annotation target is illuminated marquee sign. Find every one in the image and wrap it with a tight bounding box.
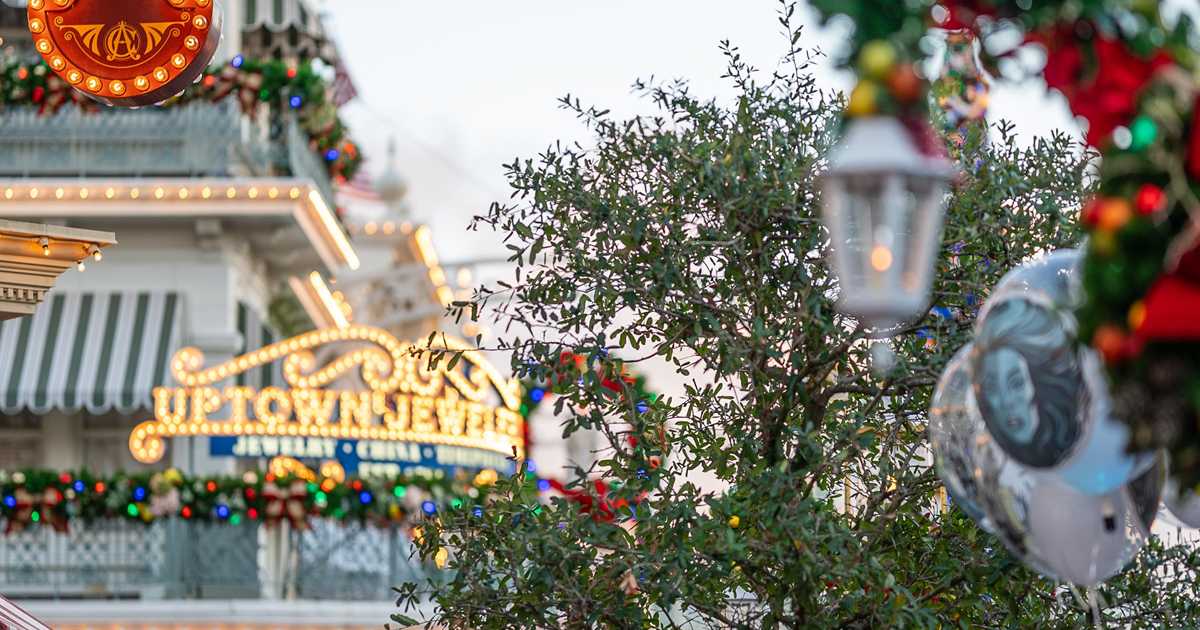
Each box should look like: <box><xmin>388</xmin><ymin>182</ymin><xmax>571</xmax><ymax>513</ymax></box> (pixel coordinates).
<box><xmin>28</xmin><ymin>0</ymin><xmax>222</xmax><ymax>106</ymax></box>
<box><xmin>129</xmin><ymin>327</ymin><xmax>525</xmax><ymax>471</ymax></box>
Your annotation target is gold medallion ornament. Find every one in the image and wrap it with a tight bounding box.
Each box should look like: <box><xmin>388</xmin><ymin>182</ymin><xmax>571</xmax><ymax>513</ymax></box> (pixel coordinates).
<box><xmin>27</xmin><ymin>0</ymin><xmax>222</xmax><ymax>107</ymax></box>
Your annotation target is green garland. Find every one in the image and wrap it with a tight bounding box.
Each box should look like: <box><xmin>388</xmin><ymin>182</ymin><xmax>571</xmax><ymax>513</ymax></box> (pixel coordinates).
<box><xmin>0</xmin><ymin>468</ymin><xmax>474</xmax><ymax>531</ymax></box>
<box><xmin>0</xmin><ymin>377</ymin><xmax>581</xmax><ymax>533</ymax></box>
<box><xmin>0</xmin><ymin>56</ymin><xmax>362</xmax><ymax>183</ymax></box>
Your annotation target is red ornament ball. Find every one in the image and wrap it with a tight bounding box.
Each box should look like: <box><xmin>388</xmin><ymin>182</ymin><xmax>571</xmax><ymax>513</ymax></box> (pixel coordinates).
<box><xmin>1135</xmin><ymin>184</ymin><xmax>1166</xmax><ymax>215</ymax></box>
<box><xmin>1081</xmin><ymin>198</ymin><xmax>1102</xmax><ymax>227</ymax></box>
<box><xmin>887</xmin><ymin>64</ymin><xmax>923</xmax><ymax>104</ymax></box>
<box><xmin>1093</xmin><ymin>324</ymin><xmax>1131</xmax><ymax>364</ymax></box>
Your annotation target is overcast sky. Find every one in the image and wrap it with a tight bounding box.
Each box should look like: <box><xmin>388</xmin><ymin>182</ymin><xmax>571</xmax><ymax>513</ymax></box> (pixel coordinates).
<box><xmin>324</xmin><ymin>2</ymin><xmax>1086</xmax><ymax>264</ymax></box>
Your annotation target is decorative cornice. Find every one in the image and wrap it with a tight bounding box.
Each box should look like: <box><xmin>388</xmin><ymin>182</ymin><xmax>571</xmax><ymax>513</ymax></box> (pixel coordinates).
<box><xmin>0</xmin><ymin>219</ymin><xmax>116</xmax><ymax>320</ymax></box>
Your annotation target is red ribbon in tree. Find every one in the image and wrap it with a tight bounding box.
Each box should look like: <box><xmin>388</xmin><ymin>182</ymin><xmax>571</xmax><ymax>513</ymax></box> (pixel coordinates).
<box><xmin>547</xmin><ymin>479</ymin><xmax>649</xmax><ymax>523</ymax></box>
<box><xmin>548</xmin><ymin>479</ymin><xmax>617</xmax><ymax>522</ymax></box>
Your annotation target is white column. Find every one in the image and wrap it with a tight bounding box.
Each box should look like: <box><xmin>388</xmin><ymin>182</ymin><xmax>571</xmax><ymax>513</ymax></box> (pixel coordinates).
<box><xmin>41</xmin><ymin>412</ymin><xmax>81</xmax><ymax>469</ymax></box>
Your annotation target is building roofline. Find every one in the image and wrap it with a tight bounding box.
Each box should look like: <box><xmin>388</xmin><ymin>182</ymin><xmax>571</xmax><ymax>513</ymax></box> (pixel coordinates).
<box><xmin>0</xmin><ymin>177</ymin><xmax>358</xmax><ymax>273</ymax></box>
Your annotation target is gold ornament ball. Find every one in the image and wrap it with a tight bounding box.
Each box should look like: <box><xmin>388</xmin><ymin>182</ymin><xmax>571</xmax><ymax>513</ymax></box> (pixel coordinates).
<box><xmin>846</xmin><ymin>81</ymin><xmax>880</xmax><ymax>117</ymax></box>
<box><xmin>1127</xmin><ymin>300</ymin><xmax>1147</xmax><ymax>331</ymax></box>
<box><xmin>1090</xmin><ymin>230</ymin><xmax>1118</xmax><ymax>257</ymax></box>
<box><xmin>1096</xmin><ymin>198</ymin><xmax>1133</xmax><ymax>233</ymax></box>
<box><xmin>859</xmin><ymin>40</ymin><xmax>898</xmax><ymax>80</ymax></box>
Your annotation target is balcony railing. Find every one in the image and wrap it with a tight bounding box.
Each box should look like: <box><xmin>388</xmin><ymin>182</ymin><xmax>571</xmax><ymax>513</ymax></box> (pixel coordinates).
<box><xmin>0</xmin><ymin>102</ymin><xmax>333</xmax><ymax>199</ymax></box>
<box><xmin>0</xmin><ymin>518</ymin><xmax>427</xmax><ymax>601</ymax></box>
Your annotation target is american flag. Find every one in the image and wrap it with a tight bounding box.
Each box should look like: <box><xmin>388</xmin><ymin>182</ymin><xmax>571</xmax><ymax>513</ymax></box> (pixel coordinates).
<box><xmin>332</xmin><ymin>57</ymin><xmax>358</xmax><ymax>107</ymax></box>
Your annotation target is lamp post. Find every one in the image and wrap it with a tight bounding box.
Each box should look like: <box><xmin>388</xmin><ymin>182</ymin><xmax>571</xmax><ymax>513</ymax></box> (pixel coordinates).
<box><xmin>821</xmin><ymin>117</ymin><xmax>956</xmax><ymax>371</ymax></box>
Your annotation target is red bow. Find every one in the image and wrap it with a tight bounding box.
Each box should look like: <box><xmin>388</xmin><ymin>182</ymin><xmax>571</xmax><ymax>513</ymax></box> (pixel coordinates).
<box><xmin>1032</xmin><ymin>28</ymin><xmax>1172</xmax><ymax>147</ymax></box>
<box><xmin>5</xmin><ymin>488</ymin><xmax>68</xmax><ymax>534</ymax></box>
<box><xmin>263</xmin><ymin>480</ymin><xmax>309</xmax><ymax>530</ymax></box>
<box><xmin>1133</xmin><ymin>231</ymin><xmax>1200</xmax><ymax>345</ymax></box>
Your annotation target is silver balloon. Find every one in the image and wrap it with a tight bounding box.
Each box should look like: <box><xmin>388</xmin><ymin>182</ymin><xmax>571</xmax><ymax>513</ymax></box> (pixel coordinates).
<box><xmin>968</xmin><ymin>422</ymin><xmax>1057</xmax><ymax>578</ymax></box>
<box><xmin>971</xmin><ymin>292</ymin><xmax>1080</xmax><ymax>468</ymax></box>
<box><xmin>929</xmin><ymin>345</ymin><xmax>992</xmax><ymax>530</ymax></box>
<box><xmin>972</xmin><ymin>425</ymin><xmax>1163</xmax><ymax>586</ymax></box>
<box><xmin>930</xmin><ymin>347</ymin><xmax>1054</xmax><ymax>576</ymax></box>
<box><xmin>992</xmin><ymin>249</ymin><xmax>1081</xmax><ymax>306</ymax></box>
<box><xmin>1161</xmin><ymin>459</ymin><xmax>1200</xmax><ymax>528</ymax></box>
<box><xmin>970</xmin><ymin>249</ymin><xmax>1154</xmax><ymax>494</ymax></box>
<box><xmin>1024</xmin><ymin>457</ymin><xmax>1162</xmax><ymax>586</ymax></box>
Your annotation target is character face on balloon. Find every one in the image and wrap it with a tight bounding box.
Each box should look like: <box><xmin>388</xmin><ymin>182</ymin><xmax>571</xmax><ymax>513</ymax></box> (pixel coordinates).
<box><xmin>977</xmin><ymin>347</ymin><xmax>1038</xmax><ymax>443</ymax></box>
<box><xmin>971</xmin><ymin>296</ymin><xmax>1082</xmax><ymax>468</ymax></box>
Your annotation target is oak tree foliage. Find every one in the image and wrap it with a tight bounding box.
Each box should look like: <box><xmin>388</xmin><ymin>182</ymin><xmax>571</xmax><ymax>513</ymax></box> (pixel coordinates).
<box><xmin>396</xmin><ymin>4</ymin><xmax>1200</xmax><ymax>627</ymax></box>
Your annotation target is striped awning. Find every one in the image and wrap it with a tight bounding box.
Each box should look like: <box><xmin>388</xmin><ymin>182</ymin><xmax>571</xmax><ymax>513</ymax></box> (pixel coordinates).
<box><xmin>0</xmin><ymin>292</ymin><xmax>181</xmax><ymax>415</ymax></box>
<box><xmin>0</xmin><ymin>595</ymin><xmax>51</xmax><ymax>630</ymax></box>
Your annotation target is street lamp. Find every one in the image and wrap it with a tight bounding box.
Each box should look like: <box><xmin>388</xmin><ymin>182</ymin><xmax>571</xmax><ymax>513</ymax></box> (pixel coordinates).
<box><xmin>821</xmin><ymin>117</ymin><xmax>956</xmax><ymax>370</ymax></box>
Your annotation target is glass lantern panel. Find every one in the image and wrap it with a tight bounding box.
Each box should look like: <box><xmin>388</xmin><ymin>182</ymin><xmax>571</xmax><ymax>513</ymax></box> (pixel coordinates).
<box><xmin>902</xmin><ymin>177</ymin><xmax>949</xmax><ymax>297</ymax></box>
